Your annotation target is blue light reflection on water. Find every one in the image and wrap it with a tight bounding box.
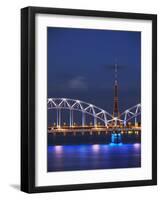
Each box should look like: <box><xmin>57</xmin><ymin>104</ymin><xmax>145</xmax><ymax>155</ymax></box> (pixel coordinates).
<box><xmin>48</xmin><ymin>143</ymin><xmax>141</xmax><ymax>172</ymax></box>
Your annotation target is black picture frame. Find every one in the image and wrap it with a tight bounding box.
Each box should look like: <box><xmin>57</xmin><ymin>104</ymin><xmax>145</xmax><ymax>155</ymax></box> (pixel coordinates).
<box><xmin>21</xmin><ymin>6</ymin><xmax>157</xmax><ymax>193</ymax></box>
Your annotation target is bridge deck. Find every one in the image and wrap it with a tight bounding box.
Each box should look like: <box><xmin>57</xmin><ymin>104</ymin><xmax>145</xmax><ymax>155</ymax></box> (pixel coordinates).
<box><xmin>48</xmin><ymin>126</ymin><xmax>141</xmax><ymax>133</ymax></box>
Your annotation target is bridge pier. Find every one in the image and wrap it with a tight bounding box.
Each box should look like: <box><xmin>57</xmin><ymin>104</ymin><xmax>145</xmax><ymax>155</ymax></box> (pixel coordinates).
<box><xmin>111</xmin><ymin>133</ymin><xmax>122</xmax><ymax>143</ymax></box>
<box><xmin>53</xmin><ymin>132</ymin><xmax>56</xmax><ymax>136</ymax></box>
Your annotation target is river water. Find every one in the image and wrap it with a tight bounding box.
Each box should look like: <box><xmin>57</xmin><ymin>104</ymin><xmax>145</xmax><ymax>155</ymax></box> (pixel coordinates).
<box><xmin>47</xmin><ymin>143</ymin><xmax>141</xmax><ymax>172</ymax></box>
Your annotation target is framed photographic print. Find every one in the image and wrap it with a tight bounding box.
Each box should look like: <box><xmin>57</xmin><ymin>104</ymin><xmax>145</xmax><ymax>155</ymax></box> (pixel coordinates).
<box><xmin>21</xmin><ymin>6</ymin><xmax>157</xmax><ymax>193</ymax></box>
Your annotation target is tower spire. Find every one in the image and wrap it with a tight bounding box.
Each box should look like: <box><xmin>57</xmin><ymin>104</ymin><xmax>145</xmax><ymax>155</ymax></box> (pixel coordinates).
<box><xmin>115</xmin><ymin>63</ymin><xmax>118</xmax><ymax>83</ymax></box>
<box><xmin>113</xmin><ymin>62</ymin><xmax>119</xmax><ymax>118</ymax></box>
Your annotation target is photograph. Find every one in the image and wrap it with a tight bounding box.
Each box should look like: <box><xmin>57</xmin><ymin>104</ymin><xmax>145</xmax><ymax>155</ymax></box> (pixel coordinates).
<box><xmin>21</xmin><ymin>6</ymin><xmax>157</xmax><ymax>193</ymax></box>
<box><xmin>47</xmin><ymin>27</ymin><xmax>141</xmax><ymax>172</ymax></box>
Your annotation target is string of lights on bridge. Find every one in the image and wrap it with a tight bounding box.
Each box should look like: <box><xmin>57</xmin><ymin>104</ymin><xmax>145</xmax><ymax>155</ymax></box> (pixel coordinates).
<box><xmin>47</xmin><ymin>98</ymin><xmax>141</xmax><ymax>129</ymax></box>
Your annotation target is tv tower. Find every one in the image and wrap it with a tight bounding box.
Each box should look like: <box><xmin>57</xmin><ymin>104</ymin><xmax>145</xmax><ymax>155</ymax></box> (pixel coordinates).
<box><xmin>113</xmin><ymin>63</ymin><xmax>120</xmax><ymax>118</ymax></box>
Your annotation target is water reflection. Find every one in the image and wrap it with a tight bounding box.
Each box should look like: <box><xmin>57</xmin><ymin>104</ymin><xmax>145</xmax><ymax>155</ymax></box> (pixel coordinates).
<box><xmin>55</xmin><ymin>145</ymin><xmax>63</xmax><ymax>153</ymax></box>
<box><xmin>48</xmin><ymin>143</ymin><xmax>141</xmax><ymax>172</ymax></box>
<box><xmin>92</xmin><ymin>144</ymin><xmax>100</xmax><ymax>152</ymax></box>
<box><xmin>133</xmin><ymin>143</ymin><xmax>140</xmax><ymax>149</ymax></box>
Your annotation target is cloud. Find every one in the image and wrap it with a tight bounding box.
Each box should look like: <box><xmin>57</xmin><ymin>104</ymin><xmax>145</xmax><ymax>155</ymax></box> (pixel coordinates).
<box><xmin>68</xmin><ymin>76</ymin><xmax>88</xmax><ymax>90</ymax></box>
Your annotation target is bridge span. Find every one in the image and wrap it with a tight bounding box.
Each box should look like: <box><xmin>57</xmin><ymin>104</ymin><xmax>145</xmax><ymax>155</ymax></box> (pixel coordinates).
<box><xmin>48</xmin><ymin>98</ymin><xmax>141</xmax><ymax>136</ymax></box>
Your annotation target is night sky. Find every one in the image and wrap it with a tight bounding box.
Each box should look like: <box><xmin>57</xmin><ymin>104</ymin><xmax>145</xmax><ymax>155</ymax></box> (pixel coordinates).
<box><xmin>47</xmin><ymin>27</ymin><xmax>141</xmax><ymax>115</ymax></box>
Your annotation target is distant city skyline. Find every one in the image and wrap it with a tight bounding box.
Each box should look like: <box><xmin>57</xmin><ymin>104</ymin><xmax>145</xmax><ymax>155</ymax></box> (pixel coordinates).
<box><xmin>47</xmin><ymin>27</ymin><xmax>141</xmax><ymax>115</ymax></box>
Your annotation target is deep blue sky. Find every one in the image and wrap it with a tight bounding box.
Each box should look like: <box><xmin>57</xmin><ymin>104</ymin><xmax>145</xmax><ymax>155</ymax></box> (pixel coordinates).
<box><xmin>47</xmin><ymin>27</ymin><xmax>141</xmax><ymax>114</ymax></box>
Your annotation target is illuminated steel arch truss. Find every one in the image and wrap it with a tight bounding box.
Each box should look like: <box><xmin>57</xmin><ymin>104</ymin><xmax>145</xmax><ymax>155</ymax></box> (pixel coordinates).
<box><xmin>120</xmin><ymin>104</ymin><xmax>141</xmax><ymax>126</ymax></box>
<box><xmin>48</xmin><ymin>98</ymin><xmax>113</xmax><ymax>127</ymax></box>
<box><xmin>48</xmin><ymin>98</ymin><xmax>141</xmax><ymax>127</ymax></box>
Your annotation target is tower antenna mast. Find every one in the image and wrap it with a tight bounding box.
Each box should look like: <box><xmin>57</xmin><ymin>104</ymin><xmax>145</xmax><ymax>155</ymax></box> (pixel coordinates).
<box><xmin>113</xmin><ymin>61</ymin><xmax>119</xmax><ymax>119</ymax></box>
